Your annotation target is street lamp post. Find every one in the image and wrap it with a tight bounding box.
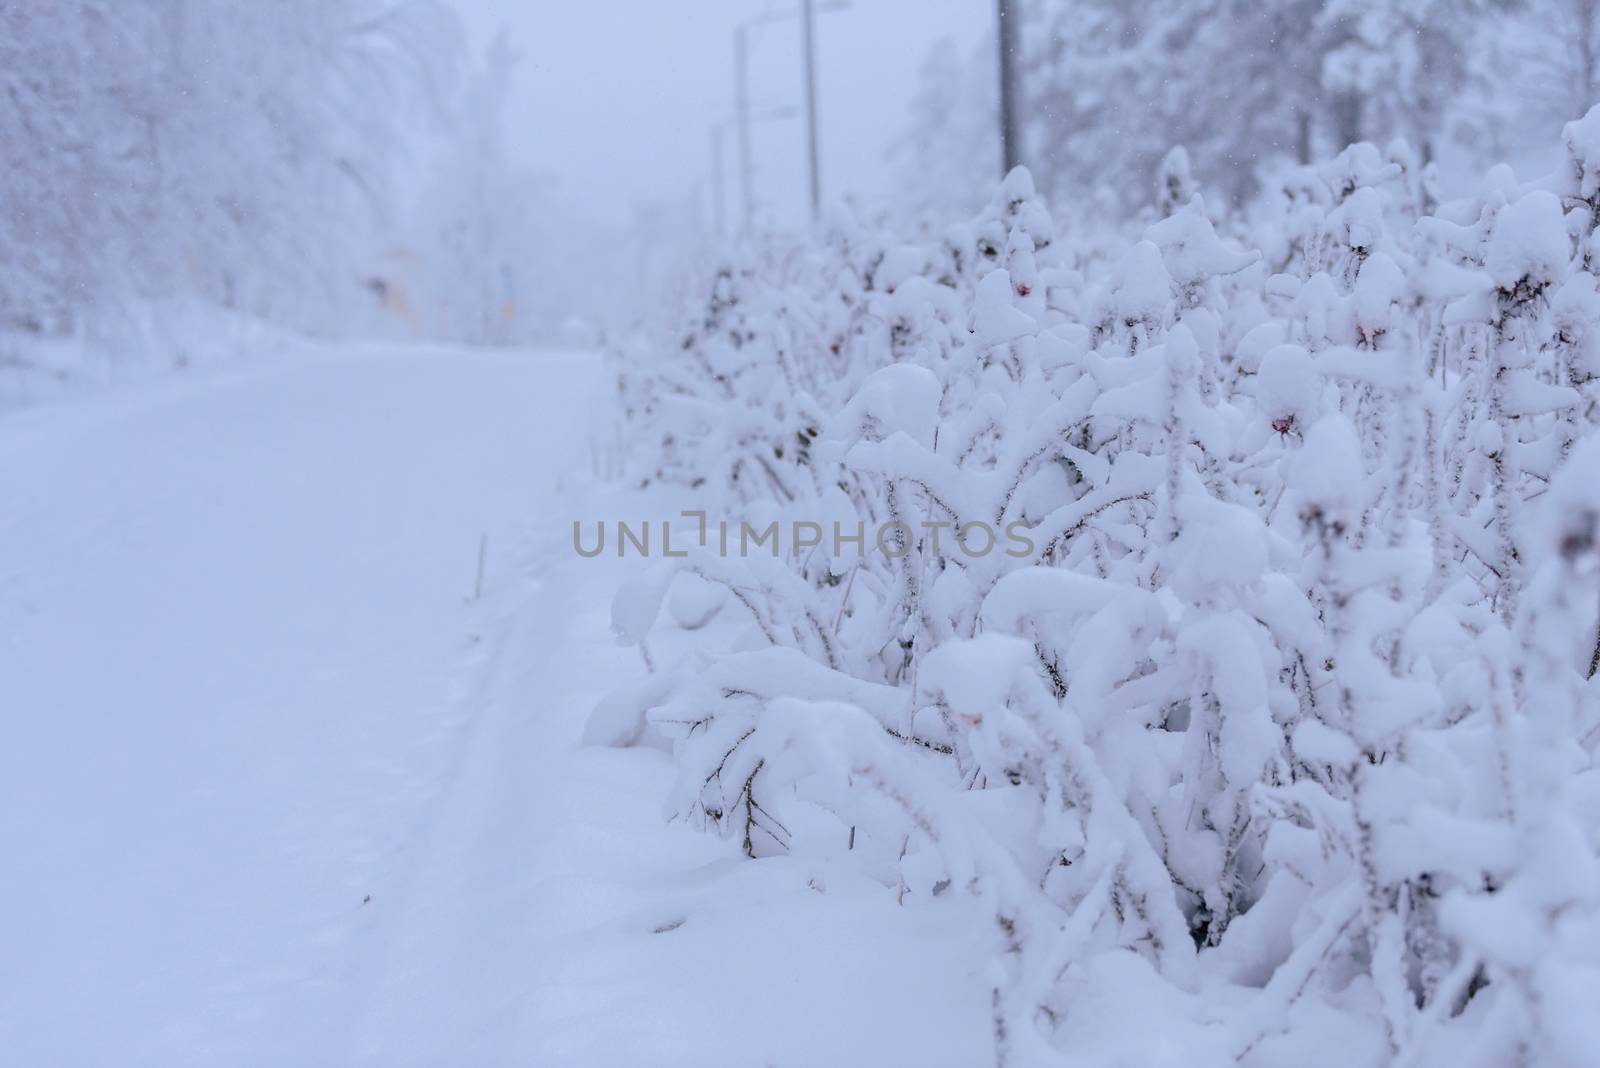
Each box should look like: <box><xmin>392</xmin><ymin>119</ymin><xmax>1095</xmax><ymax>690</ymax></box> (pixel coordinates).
<box><xmin>710</xmin><ymin>106</ymin><xmax>797</xmax><ymax>240</ymax></box>
<box><xmin>801</xmin><ymin>0</ymin><xmax>821</xmax><ymax>220</ymax></box>
<box><xmin>710</xmin><ymin>121</ymin><xmax>727</xmax><ymax>239</ymax></box>
<box><xmin>729</xmin><ymin>2</ymin><xmax>849</xmax><ymax>233</ymax></box>
<box><xmin>735</xmin><ymin>23</ymin><xmax>754</xmax><ymax>234</ymax></box>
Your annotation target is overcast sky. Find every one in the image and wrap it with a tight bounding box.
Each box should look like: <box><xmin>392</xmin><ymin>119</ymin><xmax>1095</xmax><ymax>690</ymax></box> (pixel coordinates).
<box><xmin>449</xmin><ymin>0</ymin><xmax>991</xmax><ymax>228</ymax></box>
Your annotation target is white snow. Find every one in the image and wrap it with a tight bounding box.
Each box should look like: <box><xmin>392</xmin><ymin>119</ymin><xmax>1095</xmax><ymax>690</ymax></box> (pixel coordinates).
<box><xmin>0</xmin><ymin>343</ymin><xmax>996</xmax><ymax>1066</ymax></box>
<box><xmin>1486</xmin><ymin>190</ymin><xmax>1571</xmax><ymax>291</ymax></box>
<box><xmin>0</xmin><ymin>345</ymin><xmax>606</xmax><ymax>1062</ymax></box>
<box><xmin>16</xmin><ymin>8</ymin><xmax>1600</xmax><ymax>1066</ymax></box>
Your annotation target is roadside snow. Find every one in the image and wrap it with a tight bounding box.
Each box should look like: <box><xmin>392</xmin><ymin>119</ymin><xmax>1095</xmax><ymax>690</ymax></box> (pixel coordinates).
<box><xmin>0</xmin><ymin>343</ymin><xmax>990</xmax><ymax>1066</ymax></box>
<box><xmin>1</xmin><ymin>345</ymin><xmax>591</xmax><ymax>1062</ymax></box>
<box><xmin>0</xmin><ymin>299</ymin><xmax>305</xmax><ymax>414</ymax></box>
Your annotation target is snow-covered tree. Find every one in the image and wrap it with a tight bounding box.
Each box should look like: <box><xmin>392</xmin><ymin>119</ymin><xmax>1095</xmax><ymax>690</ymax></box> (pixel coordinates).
<box><xmin>895</xmin><ymin>0</ymin><xmax>1514</xmax><ymax>217</ymax></box>
<box><xmin>0</xmin><ymin>0</ymin><xmax>461</xmax><ymax>336</ymax></box>
<box><xmin>1487</xmin><ymin>0</ymin><xmax>1600</xmax><ymax>146</ymax></box>
<box><xmin>1033</xmin><ymin>0</ymin><xmax>1488</xmax><ymax>207</ymax></box>
<box><xmin>889</xmin><ymin>36</ymin><xmax>999</xmax><ymax>224</ymax></box>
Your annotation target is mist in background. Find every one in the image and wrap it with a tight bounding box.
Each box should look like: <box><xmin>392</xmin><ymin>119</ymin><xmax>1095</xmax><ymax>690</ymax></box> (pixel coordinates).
<box><xmin>429</xmin><ymin>0</ymin><xmax>987</xmax><ymax>343</ymax></box>
<box><xmin>425</xmin><ymin>0</ymin><xmax>1597</xmax><ymax>344</ymax></box>
<box><xmin>2</xmin><ymin>0</ymin><xmax>1593</xmax><ymax>361</ymax></box>
<box><xmin>450</xmin><ymin>0</ymin><xmax>985</xmax><ymax>227</ymax></box>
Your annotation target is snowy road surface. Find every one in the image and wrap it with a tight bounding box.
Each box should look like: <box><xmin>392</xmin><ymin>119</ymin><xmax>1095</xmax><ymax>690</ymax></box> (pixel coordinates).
<box><xmin>0</xmin><ymin>347</ymin><xmax>599</xmax><ymax>1063</ymax></box>
<box><xmin>0</xmin><ymin>345</ymin><xmax>987</xmax><ymax>1066</ymax></box>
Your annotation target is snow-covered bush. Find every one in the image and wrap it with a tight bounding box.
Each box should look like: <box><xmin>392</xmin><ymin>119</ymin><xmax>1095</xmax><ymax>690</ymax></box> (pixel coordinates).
<box><xmin>598</xmin><ymin>109</ymin><xmax>1600</xmax><ymax>1065</ymax></box>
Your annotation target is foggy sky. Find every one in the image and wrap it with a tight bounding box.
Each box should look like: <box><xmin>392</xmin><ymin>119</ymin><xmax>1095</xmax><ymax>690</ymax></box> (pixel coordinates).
<box><xmin>450</xmin><ymin>0</ymin><xmax>990</xmax><ymax>228</ymax></box>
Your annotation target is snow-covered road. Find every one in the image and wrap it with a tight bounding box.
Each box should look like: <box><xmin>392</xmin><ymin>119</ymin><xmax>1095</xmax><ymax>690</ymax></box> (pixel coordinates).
<box><xmin>0</xmin><ymin>347</ymin><xmax>608</xmax><ymax>1063</ymax></box>
<box><xmin>1</xmin><ymin>345</ymin><xmax>989</xmax><ymax>1066</ymax></box>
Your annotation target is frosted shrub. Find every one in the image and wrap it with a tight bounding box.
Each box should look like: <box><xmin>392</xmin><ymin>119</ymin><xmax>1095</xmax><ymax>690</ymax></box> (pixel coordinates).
<box><xmin>598</xmin><ymin>110</ymin><xmax>1600</xmax><ymax>1065</ymax></box>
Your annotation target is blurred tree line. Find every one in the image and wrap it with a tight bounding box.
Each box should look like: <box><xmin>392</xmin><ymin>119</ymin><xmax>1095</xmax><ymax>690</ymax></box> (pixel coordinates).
<box><xmin>896</xmin><ymin>0</ymin><xmax>1600</xmax><ymax>218</ymax></box>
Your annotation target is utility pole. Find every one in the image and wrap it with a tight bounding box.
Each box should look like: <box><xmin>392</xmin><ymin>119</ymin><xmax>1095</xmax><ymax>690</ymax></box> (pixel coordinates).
<box><xmin>800</xmin><ymin>0</ymin><xmax>821</xmax><ymax>221</ymax></box>
<box><xmin>735</xmin><ymin>23</ymin><xmax>754</xmax><ymax>234</ymax></box>
<box><xmin>711</xmin><ymin>107</ymin><xmax>795</xmax><ymax>241</ymax></box>
<box><xmin>996</xmin><ymin>0</ymin><xmax>1022</xmax><ymax>176</ymax></box>
<box><xmin>729</xmin><ymin>3</ymin><xmax>847</xmax><ymax>234</ymax></box>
